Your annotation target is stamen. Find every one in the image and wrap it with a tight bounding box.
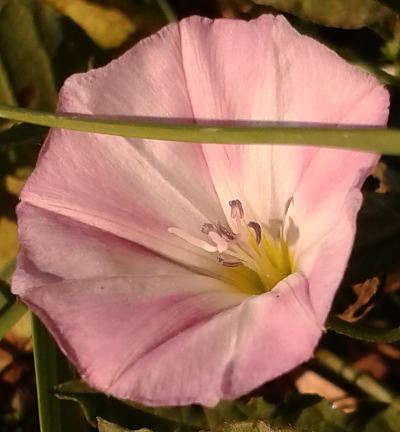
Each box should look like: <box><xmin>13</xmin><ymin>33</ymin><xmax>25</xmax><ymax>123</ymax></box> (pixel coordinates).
<box><xmin>218</xmin><ymin>255</ymin><xmax>243</xmax><ymax>267</ymax></box>
<box><xmin>201</xmin><ymin>223</ymin><xmax>216</xmax><ymax>235</ymax></box>
<box><xmin>170</xmin><ymin>198</ymin><xmax>292</xmax><ymax>294</ymax></box>
<box><xmin>248</xmin><ymin>221</ymin><xmax>262</xmax><ymax>245</ymax></box>
<box><xmin>229</xmin><ymin>199</ymin><xmax>244</xmax><ymax>219</ymax></box>
<box><xmin>216</xmin><ymin>222</ymin><xmax>236</xmax><ymax>241</ymax></box>
<box><xmin>168</xmin><ymin>227</ymin><xmax>218</xmax><ymax>252</ymax></box>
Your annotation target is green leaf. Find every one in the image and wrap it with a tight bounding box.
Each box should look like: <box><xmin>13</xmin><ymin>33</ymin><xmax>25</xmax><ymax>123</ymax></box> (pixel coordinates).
<box><xmin>273</xmin><ymin>394</ymin><xmax>348</xmax><ymax>432</ymax></box>
<box><xmin>33</xmin><ymin>0</ymin><xmax>63</xmax><ymax>56</ymax></box>
<box><xmin>98</xmin><ymin>417</ymin><xmax>151</xmax><ymax>432</ymax></box>
<box><xmin>95</xmin><ymin>425</ymin><xmax>293</xmax><ymax>432</ymax></box>
<box><xmin>56</xmin><ymin>380</ymin><xmax>209</xmax><ymax>431</ymax></box>
<box><xmin>55</xmin><ymin>380</ymin><xmax>279</xmax><ymax>431</ymax></box>
<box><xmin>215</xmin><ymin>421</ymin><xmax>295</xmax><ymax>432</ymax></box>
<box><xmin>0</xmin><ymin>56</ymin><xmax>16</xmax><ymax>106</ymax></box>
<box><xmin>344</xmin><ymin>192</ymin><xmax>400</xmax><ymax>284</ymax></box>
<box><xmin>251</xmin><ymin>0</ymin><xmax>396</xmax><ymax>39</ymax></box>
<box><xmin>0</xmin><ymin>0</ymin><xmax>57</xmax><ymax>111</ymax></box>
<box><xmin>361</xmin><ymin>403</ymin><xmax>400</xmax><ymax>432</ymax></box>
<box><xmin>31</xmin><ymin>315</ymin><xmax>87</xmax><ymax>432</ymax></box>
<box><xmin>1</xmin><ymin>105</ymin><xmax>400</xmax><ymax>155</ymax></box>
<box><xmin>54</xmin><ymin>380</ymin><xmax>400</xmax><ymax>432</ymax></box>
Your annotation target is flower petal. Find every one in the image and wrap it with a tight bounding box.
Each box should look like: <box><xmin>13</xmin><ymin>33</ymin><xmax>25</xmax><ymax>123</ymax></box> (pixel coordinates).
<box><xmin>179</xmin><ymin>15</ymin><xmax>388</xmax><ymax>123</ymax></box>
<box><xmin>20</xmin><ymin>21</ymin><xmax>227</xmax><ymax>273</ymax></box>
<box><xmin>21</xmin><ymin>272</ymin><xmax>319</xmax><ymax>406</ymax></box>
<box><xmin>12</xmin><ymin>14</ymin><xmax>390</xmax><ymax>408</ymax></box>
<box><xmin>178</xmin><ymin>15</ymin><xmax>388</xmax><ymax>224</ymax></box>
<box><xmin>14</xmin><ymin>203</ymin><xmax>215</xmax><ymax>294</ymax></box>
<box><xmin>286</xmin><ymin>151</ymin><xmax>378</xmax><ymax>322</ymax></box>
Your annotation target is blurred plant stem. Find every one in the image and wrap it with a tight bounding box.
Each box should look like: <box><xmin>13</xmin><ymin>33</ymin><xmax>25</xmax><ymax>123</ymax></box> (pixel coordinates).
<box><xmin>32</xmin><ymin>314</ymin><xmax>87</xmax><ymax>432</ymax></box>
<box><xmin>155</xmin><ymin>0</ymin><xmax>177</xmax><ymax>22</ymax></box>
<box><xmin>326</xmin><ymin>315</ymin><xmax>400</xmax><ymax>343</ymax></box>
<box><xmin>314</xmin><ymin>349</ymin><xmax>400</xmax><ymax>408</ymax></box>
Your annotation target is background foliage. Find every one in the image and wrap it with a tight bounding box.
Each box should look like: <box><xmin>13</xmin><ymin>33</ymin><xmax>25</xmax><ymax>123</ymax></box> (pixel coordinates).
<box><xmin>2</xmin><ymin>1</ymin><xmax>400</xmax><ymax>431</ymax></box>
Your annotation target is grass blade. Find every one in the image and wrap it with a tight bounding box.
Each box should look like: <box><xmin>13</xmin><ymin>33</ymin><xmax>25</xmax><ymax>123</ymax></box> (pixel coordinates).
<box><xmin>32</xmin><ymin>314</ymin><xmax>87</xmax><ymax>432</ymax></box>
<box><xmin>0</xmin><ymin>104</ymin><xmax>400</xmax><ymax>154</ymax></box>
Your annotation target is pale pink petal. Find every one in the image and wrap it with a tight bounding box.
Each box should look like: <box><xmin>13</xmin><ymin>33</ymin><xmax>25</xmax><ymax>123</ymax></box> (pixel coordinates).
<box><xmin>13</xmin><ymin>14</ymin><xmax>390</xmax><ymax>408</ymax></box>
<box><xmin>178</xmin><ymin>15</ymin><xmax>388</xmax><ymax>224</ymax></box>
<box><xmin>13</xmin><ymin>203</ymin><xmax>208</xmax><ymax>294</ymax></box>
<box><xmin>13</xmin><ymin>203</ymin><xmax>253</xmax><ymax>300</ymax></box>
<box><xmin>179</xmin><ymin>15</ymin><xmax>387</xmax><ymax>123</ymax></box>
<box><xmin>286</xmin><ymin>160</ymin><xmax>376</xmax><ymax>323</ymax></box>
<box><xmin>298</xmin><ymin>190</ymin><xmax>362</xmax><ymax>325</ymax></box>
<box><xmin>22</xmin><ymin>272</ymin><xmax>319</xmax><ymax>406</ymax></box>
<box><xmin>20</xmin><ymin>22</ymin><xmax>226</xmax><ymax>272</ymax></box>
<box><xmin>22</xmin><ymin>128</ymin><xmax>227</xmax><ymax>275</ymax></box>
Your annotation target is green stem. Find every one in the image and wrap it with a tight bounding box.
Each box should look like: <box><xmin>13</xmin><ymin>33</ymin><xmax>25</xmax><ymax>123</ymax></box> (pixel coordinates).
<box><xmin>155</xmin><ymin>0</ymin><xmax>177</xmax><ymax>23</ymax></box>
<box><xmin>314</xmin><ymin>349</ymin><xmax>400</xmax><ymax>408</ymax></box>
<box><xmin>1</xmin><ymin>104</ymin><xmax>400</xmax><ymax>154</ymax></box>
<box><xmin>326</xmin><ymin>315</ymin><xmax>400</xmax><ymax>343</ymax></box>
<box><xmin>32</xmin><ymin>314</ymin><xmax>87</xmax><ymax>432</ymax></box>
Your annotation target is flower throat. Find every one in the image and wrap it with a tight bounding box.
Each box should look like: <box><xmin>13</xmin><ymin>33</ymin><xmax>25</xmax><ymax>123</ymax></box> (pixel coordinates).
<box><xmin>169</xmin><ymin>199</ymin><xmax>293</xmax><ymax>294</ymax></box>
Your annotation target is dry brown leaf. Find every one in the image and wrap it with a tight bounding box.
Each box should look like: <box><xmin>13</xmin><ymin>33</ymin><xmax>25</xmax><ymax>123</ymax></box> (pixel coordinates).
<box><xmin>354</xmin><ymin>352</ymin><xmax>387</xmax><ymax>379</ymax></box>
<box><xmin>295</xmin><ymin>370</ymin><xmax>356</xmax><ymax>413</ymax></box>
<box><xmin>377</xmin><ymin>343</ymin><xmax>400</xmax><ymax>359</ymax></box>
<box><xmin>384</xmin><ymin>269</ymin><xmax>400</xmax><ymax>293</ymax></box>
<box><xmin>338</xmin><ymin>277</ymin><xmax>378</xmax><ymax>323</ymax></box>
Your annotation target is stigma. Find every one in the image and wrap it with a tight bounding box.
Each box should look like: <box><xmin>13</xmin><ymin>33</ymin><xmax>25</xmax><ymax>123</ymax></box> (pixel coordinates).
<box><xmin>168</xmin><ymin>199</ymin><xmax>292</xmax><ymax>292</ymax></box>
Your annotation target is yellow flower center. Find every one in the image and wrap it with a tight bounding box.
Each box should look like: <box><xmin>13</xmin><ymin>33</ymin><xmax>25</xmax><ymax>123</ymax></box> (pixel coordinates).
<box><xmin>169</xmin><ymin>199</ymin><xmax>293</xmax><ymax>296</ymax></box>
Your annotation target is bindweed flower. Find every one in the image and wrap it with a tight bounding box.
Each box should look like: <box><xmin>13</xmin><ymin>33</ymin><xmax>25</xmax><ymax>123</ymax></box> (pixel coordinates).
<box><xmin>12</xmin><ymin>15</ymin><xmax>388</xmax><ymax>406</ymax></box>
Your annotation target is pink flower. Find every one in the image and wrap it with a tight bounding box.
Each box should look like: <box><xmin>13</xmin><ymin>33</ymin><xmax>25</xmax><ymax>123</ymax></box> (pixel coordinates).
<box><xmin>12</xmin><ymin>15</ymin><xmax>388</xmax><ymax>406</ymax></box>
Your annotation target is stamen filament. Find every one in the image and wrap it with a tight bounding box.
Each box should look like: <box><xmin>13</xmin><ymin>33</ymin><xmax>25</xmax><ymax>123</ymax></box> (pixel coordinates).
<box><xmin>168</xmin><ymin>227</ymin><xmax>218</xmax><ymax>253</ymax></box>
<box><xmin>168</xmin><ymin>198</ymin><xmax>293</xmax><ymax>294</ymax></box>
